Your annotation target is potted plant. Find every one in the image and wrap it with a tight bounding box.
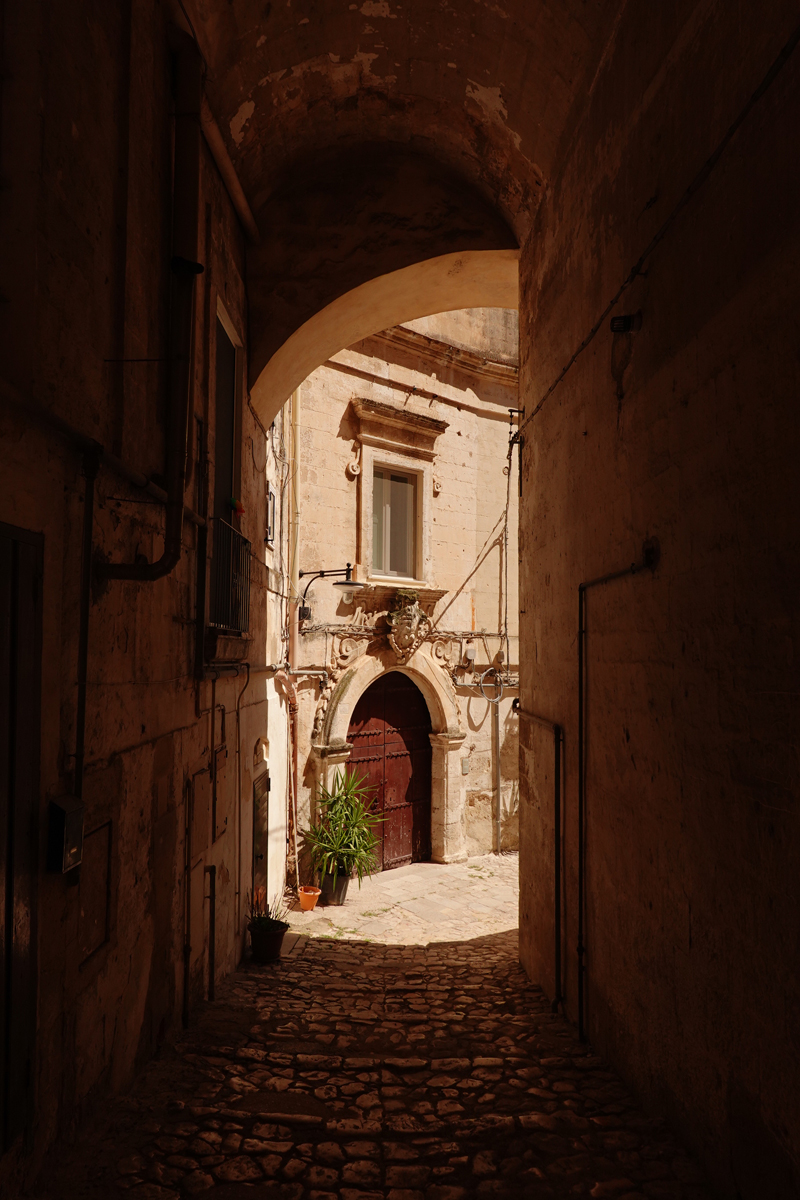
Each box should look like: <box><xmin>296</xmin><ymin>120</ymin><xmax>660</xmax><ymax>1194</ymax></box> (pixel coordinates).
<box><xmin>246</xmin><ymin>888</ymin><xmax>289</xmax><ymax>962</ymax></box>
<box><xmin>303</xmin><ymin>768</ymin><xmax>382</xmax><ymax>906</ymax></box>
<box><xmin>298</xmin><ymin>884</ymin><xmax>321</xmax><ymax>911</ymax></box>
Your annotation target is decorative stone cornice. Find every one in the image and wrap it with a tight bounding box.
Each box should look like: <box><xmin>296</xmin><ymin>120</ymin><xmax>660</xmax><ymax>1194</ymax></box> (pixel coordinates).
<box><xmin>372</xmin><ymin>324</ymin><xmax>519</xmax><ymax>384</ymax></box>
<box><xmin>350</xmin><ymin>396</ymin><xmax>448</xmax><ymax>461</ymax></box>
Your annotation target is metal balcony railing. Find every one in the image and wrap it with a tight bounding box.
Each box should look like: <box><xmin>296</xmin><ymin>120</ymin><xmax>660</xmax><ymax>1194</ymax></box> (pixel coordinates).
<box><xmin>210</xmin><ymin>518</ymin><xmax>251</xmax><ymax>633</ymax></box>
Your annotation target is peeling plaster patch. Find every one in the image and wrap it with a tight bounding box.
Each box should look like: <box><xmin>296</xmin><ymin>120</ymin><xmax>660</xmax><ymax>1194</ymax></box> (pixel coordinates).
<box><xmin>230</xmin><ymin>99</ymin><xmax>255</xmax><ymax>146</ymax></box>
<box><xmin>299</xmin><ymin>16</ymin><xmax>309</xmax><ymax>23</ymax></box>
<box><xmin>363</xmin><ymin>24</ymin><xmax>376</xmax><ymax>33</ymax></box>
<box><xmin>329</xmin><ymin>53</ymin><xmax>341</xmax><ymax>62</ymax></box>
<box><xmin>361</xmin><ymin>0</ymin><xmax>397</xmax><ymax>15</ymax></box>
<box><xmin>257</xmin><ymin>34</ymin><xmax>266</xmax><ymax>46</ymax></box>
<box><xmin>353</xmin><ymin>50</ymin><xmax>379</xmax><ymax>78</ymax></box>
<box><xmin>466</xmin><ymin>80</ymin><xmax>521</xmax><ymax>149</ymax></box>
<box><xmin>466</xmin><ymin>80</ymin><xmax>507</xmax><ymax>120</ymax></box>
<box><xmin>447</xmin><ymin>62</ymin><xmax>457</xmax><ymax>69</ymax></box>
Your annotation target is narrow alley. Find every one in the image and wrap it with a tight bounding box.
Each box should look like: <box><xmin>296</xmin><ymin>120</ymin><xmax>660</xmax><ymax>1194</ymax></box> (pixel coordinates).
<box><xmin>34</xmin><ymin>857</ymin><xmax>709</xmax><ymax>1200</ymax></box>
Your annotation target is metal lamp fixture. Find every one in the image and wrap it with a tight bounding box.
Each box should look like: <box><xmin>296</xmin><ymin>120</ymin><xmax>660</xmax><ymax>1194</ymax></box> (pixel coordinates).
<box><xmin>298</xmin><ymin>562</ymin><xmax>364</xmax><ymax>619</ymax></box>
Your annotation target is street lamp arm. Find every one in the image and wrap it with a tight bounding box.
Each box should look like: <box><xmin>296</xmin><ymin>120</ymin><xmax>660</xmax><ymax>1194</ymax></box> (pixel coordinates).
<box><xmin>298</xmin><ymin>562</ymin><xmax>354</xmax><ymax>604</ymax></box>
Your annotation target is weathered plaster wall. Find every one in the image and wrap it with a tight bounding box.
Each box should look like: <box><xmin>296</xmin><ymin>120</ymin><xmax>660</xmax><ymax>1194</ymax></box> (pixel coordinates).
<box><xmin>0</xmin><ymin>4</ymin><xmax>286</xmax><ymax>1187</ymax></box>
<box><xmin>518</xmin><ymin>6</ymin><xmax>800</xmax><ymax>1195</ymax></box>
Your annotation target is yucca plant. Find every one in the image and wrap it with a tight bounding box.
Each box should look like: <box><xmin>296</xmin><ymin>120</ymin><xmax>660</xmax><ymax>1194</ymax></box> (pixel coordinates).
<box><xmin>303</xmin><ymin>767</ymin><xmax>382</xmax><ymax>888</ymax></box>
<box><xmin>246</xmin><ymin>887</ymin><xmax>288</xmax><ymax>930</ymax></box>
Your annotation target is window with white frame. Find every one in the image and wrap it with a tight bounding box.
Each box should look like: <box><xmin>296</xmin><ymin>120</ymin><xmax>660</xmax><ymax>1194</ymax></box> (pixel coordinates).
<box><xmin>372</xmin><ymin>469</ymin><xmax>416</xmax><ymax>577</ymax></box>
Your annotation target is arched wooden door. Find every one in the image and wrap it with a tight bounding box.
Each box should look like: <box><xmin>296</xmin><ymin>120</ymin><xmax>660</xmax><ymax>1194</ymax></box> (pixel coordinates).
<box><xmin>347</xmin><ymin>673</ymin><xmax>432</xmax><ymax>870</ymax></box>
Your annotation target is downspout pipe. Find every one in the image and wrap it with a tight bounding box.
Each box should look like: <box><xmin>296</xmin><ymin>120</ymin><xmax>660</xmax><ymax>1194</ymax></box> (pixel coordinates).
<box><xmin>0</xmin><ymin>378</ymin><xmax>204</xmax><ymax>527</ymax></box>
<box><xmin>577</xmin><ymin>538</ymin><xmax>660</xmax><ymax>1042</ymax></box>
<box><xmin>513</xmin><ymin>700</ymin><xmax>563</xmax><ymax>1014</ymax></box>
<box><xmin>74</xmin><ymin>444</ymin><xmax>102</xmax><ymax>801</ymax></box>
<box><xmin>493</xmin><ymin>699</ymin><xmax>502</xmax><ymax>853</ymax></box>
<box><xmin>98</xmin><ymin>29</ymin><xmax>203</xmax><ymax>583</ymax></box>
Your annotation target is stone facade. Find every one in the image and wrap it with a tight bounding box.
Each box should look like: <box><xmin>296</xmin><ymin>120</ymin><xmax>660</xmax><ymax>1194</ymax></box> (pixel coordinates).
<box><xmin>289</xmin><ymin>312</ymin><xmax>519</xmax><ymax>871</ymax></box>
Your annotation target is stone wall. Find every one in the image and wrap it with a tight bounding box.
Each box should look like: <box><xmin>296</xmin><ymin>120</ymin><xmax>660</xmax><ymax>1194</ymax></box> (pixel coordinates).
<box><xmin>0</xmin><ymin>6</ymin><xmax>288</xmax><ymax>1188</ymax></box>
<box><xmin>517</xmin><ymin>7</ymin><xmax>800</xmax><ymax>1195</ymax></box>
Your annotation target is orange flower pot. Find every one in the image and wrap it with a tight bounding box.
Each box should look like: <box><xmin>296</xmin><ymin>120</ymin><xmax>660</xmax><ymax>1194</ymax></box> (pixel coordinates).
<box><xmin>298</xmin><ymin>885</ymin><xmax>321</xmax><ymax>912</ymax></box>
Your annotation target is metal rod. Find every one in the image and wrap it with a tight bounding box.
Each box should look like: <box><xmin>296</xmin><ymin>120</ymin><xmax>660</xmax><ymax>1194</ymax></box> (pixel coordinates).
<box><xmin>182</xmin><ymin>777</ymin><xmax>193</xmax><ymax>1028</ymax></box>
<box><xmin>578</xmin><ymin>583</ymin><xmax>585</xmax><ymax>1040</ymax></box>
<box><xmin>493</xmin><ymin>699</ymin><xmax>502</xmax><ymax>853</ymax></box>
<box><xmin>554</xmin><ymin>724</ymin><xmax>562</xmax><ymax>1013</ymax></box>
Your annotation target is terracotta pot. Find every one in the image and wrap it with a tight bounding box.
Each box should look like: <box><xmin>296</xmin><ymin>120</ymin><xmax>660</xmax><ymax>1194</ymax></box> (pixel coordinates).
<box><xmin>298</xmin><ymin>885</ymin><xmax>321</xmax><ymax>911</ymax></box>
<box><xmin>320</xmin><ymin>870</ymin><xmax>350</xmax><ymax>906</ymax></box>
<box><xmin>249</xmin><ymin>921</ymin><xmax>289</xmax><ymax>963</ymax></box>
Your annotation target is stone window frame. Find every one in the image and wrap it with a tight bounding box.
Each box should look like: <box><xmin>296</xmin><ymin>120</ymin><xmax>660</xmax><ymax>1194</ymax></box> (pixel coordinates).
<box><xmin>350</xmin><ymin>396</ymin><xmax>448</xmax><ymax>589</ymax></box>
<box><xmin>361</xmin><ymin>445</ymin><xmax>431</xmax><ymax>586</ymax></box>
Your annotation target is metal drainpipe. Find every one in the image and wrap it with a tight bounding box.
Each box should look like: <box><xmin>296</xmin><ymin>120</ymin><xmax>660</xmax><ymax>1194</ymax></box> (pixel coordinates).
<box><xmin>577</xmin><ymin>538</ymin><xmax>660</xmax><ymax>1042</ymax></box>
<box><xmin>182</xmin><ymin>775</ymin><xmax>193</xmax><ymax>1027</ymax></box>
<box><xmin>98</xmin><ymin>29</ymin><xmax>203</xmax><ymax>583</ymax></box>
<box><xmin>204</xmin><ymin>864</ymin><xmax>216</xmax><ymax>1001</ymax></box>
<box><xmin>493</xmin><ymin>700</ymin><xmax>502</xmax><ymax>854</ymax></box>
<box><xmin>289</xmin><ymin>389</ymin><xmax>301</xmax><ymax>884</ymax></box>
<box><xmin>235</xmin><ymin>665</ymin><xmax>251</xmax><ymax>946</ymax></box>
<box><xmin>74</xmin><ymin>444</ymin><xmax>102</xmax><ymax>803</ymax></box>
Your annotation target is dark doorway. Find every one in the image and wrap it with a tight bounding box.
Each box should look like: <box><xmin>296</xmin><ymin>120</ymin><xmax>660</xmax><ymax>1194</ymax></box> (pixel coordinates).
<box><xmin>347</xmin><ymin>672</ymin><xmax>432</xmax><ymax>870</ymax></box>
<box><xmin>0</xmin><ymin>522</ymin><xmax>43</xmax><ymax>1154</ymax></box>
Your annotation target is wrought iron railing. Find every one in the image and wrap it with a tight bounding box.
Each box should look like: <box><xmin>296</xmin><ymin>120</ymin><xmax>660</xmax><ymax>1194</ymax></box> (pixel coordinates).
<box><xmin>210</xmin><ymin>518</ymin><xmax>251</xmax><ymax>633</ymax></box>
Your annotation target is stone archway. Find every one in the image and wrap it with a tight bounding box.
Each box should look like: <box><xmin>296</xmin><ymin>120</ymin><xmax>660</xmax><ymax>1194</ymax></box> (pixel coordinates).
<box><xmin>310</xmin><ymin>644</ymin><xmax>469</xmax><ymax>864</ymax></box>
<box><xmin>250</xmin><ymin>247</ymin><xmax>518</xmax><ymax>425</ymax></box>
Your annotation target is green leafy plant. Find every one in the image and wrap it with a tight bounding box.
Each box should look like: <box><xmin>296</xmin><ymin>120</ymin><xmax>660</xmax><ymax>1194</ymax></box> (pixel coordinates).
<box><xmin>246</xmin><ymin>887</ymin><xmax>289</xmax><ymax>930</ymax></box>
<box><xmin>303</xmin><ymin>767</ymin><xmax>382</xmax><ymax>888</ymax></box>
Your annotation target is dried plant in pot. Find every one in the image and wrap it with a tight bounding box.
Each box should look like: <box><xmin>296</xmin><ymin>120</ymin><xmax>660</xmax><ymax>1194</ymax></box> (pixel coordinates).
<box><xmin>302</xmin><ymin>768</ymin><xmax>382</xmax><ymax>906</ymax></box>
<box><xmin>246</xmin><ymin>888</ymin><xmax>289</xmax><ymax>962</ymax></box>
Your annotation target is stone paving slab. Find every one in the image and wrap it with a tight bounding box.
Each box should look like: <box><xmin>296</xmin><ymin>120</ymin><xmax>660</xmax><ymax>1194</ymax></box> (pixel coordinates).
<box><xmin>284</xmin><ymin>855</ymin><xmax>520</xmax><ymax>946</ymax></box>
<box><xmin>31</xmin><ymin>901</ymin><xmax>712</xmax><ymax>1200</ymax></box>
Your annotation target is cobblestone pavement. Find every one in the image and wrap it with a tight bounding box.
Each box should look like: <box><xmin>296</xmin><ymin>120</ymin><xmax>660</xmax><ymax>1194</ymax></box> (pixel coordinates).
<box><xmin>285</xmin><ymin>855</ymin><xmax>519</xmax><ymax>945</ymax></box>
<box><xmin>33</xmin><ymin>880</ymin><xmax>712</xmax><ymax>1200</ymax></box>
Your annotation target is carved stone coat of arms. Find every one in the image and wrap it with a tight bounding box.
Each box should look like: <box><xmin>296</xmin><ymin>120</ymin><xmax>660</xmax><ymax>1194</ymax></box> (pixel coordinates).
<box><xmin>386</xmin><ymin>590</ymin><xmax>431</xmax><ymax>662</ymax></box>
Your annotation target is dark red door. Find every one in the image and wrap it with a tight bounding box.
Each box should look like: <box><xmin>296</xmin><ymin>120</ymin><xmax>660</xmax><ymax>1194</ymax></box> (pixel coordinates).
<box><xmin>347</xmin><ymin>673</ymin><xmax>432</xmax><ymax>870</ymax></box>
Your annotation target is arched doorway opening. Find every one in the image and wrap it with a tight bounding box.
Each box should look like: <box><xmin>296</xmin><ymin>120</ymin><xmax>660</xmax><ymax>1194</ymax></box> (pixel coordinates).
<box><xmin>346</xmin><ymin>672</ymin><xmax>432</xmax><ymax>871</ymax></box>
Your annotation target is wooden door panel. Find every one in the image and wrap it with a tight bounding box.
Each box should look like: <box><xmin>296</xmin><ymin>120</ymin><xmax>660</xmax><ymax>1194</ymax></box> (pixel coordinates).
<box><xmin>347</xmin><ymin>672</ymin><xmax>431</xmax><ymax>872</ymax></box>
<box><xmin>384</xmin><ymin>748</ymin><xmax>412</xmax><ymax>810</ymax></box>
<box><xmin>383</xmin><ymin>805</ymin><xmax>412</xmax><ymax>869</ymax></box>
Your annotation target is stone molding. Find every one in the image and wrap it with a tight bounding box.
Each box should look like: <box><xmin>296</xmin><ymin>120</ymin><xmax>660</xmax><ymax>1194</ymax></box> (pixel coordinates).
<box><xmin>351</xmin><ymin>395</ymin><xmax>448</xmax><ymax>462</ymax></box>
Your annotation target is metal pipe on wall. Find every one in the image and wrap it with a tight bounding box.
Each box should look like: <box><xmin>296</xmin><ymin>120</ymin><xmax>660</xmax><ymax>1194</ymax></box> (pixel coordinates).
<box><xmin>289</xmin><ymin>389</ymin><xmax>301</xmax><ymax>884</ymax></box>
<box><xmin>98</xmin><ymin>27</ymin><xmax>203</xmax><ymax>582</ymax></box>
<box><xmin>493</xmin><ymin>699</ymin><xmax>502</xmax><ymax>853</ymax></box>
<box><xmin>577</xmin><ymin>539</ymin><xmax>660</xmax><ymax>1042</ymax></box>
<box><xmin>182</xmin><ymin>775</ymin><xmax>193</xmax><ymax>1027</ymax></box>
<box><xmin>0</xmin><ymin>379</ymin><xmax>204</xmax><ymax>528</ymax></box>
<box><xmin>235</xmin><ymin>665</ymin><xmax>251</xmax><ymax>945</ymax></box>
<box><xmin>74</xmin><ymin>446</ymin><xmax>102</xmax><ymax>802</ymax></box>
<box><xmin>204</xmin><ymin>864</ymin><xmax>216</xmax><ymax>1001</ymax></box>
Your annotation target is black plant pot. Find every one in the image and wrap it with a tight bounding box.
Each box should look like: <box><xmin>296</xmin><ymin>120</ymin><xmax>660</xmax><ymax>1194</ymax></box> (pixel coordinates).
<box><xmin>249</xmin><ymin>920</ymin><xmax>289</xmax><ymax>962</ymax></box>
<box><xmin>320</xmin><ymin>870</ymin><xmax>350</xmax><ymax>906</ymax></box>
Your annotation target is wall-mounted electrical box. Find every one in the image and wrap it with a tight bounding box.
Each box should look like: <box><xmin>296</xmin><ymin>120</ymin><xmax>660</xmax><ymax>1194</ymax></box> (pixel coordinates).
<box><xmin>46</xmin><ymin>795</ymin><xmax>85</xmax><ymax>873</ymax></box>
